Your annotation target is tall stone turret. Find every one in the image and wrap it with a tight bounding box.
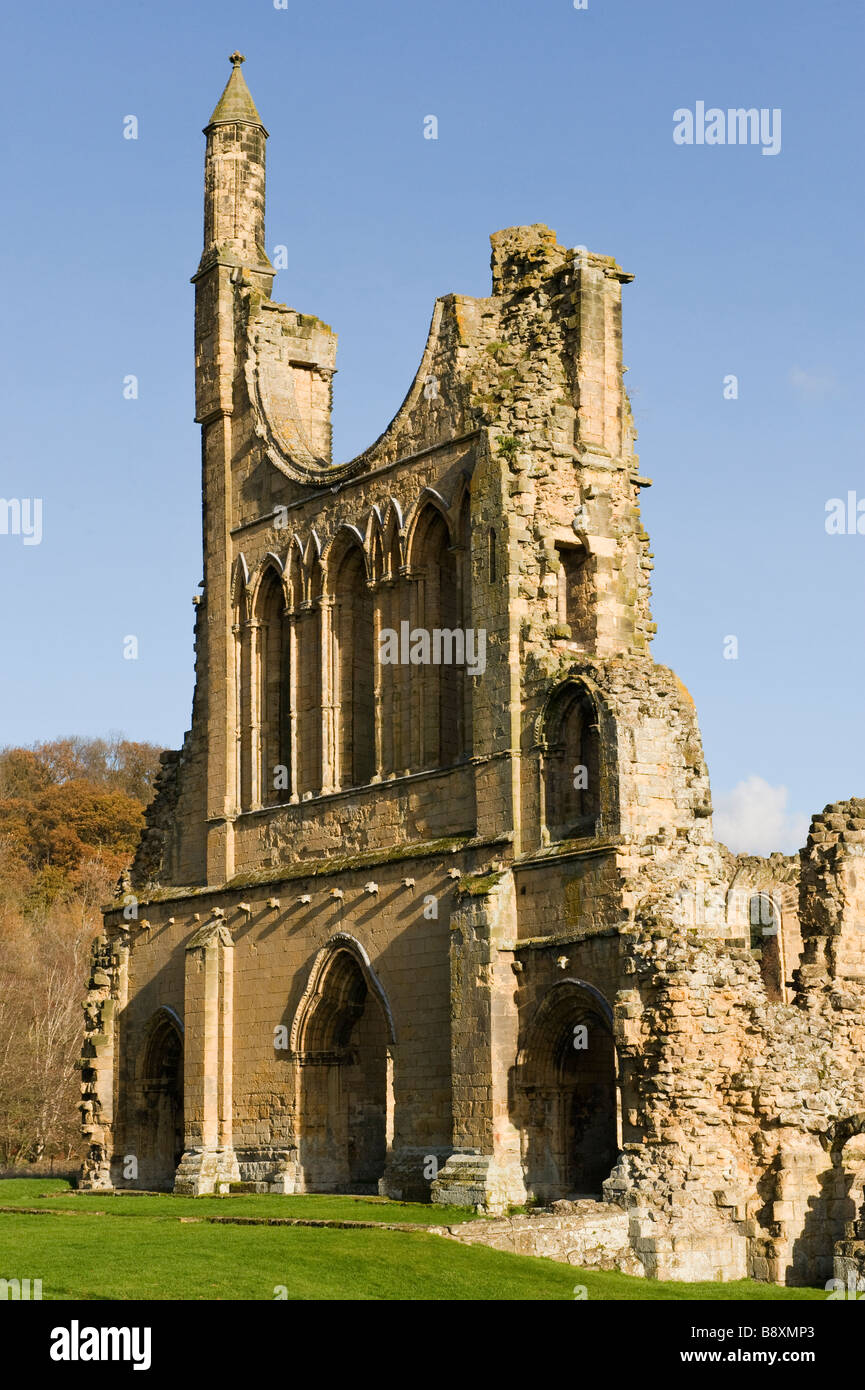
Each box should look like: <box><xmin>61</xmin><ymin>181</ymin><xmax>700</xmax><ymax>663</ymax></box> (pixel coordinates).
<box><xmin>192</xmin><ymin>53</ymin><xmax>276</xmax><ymax>885</ymax></box>
<box><xmin>193</xmin><ymin>51</ymin><xmax>274</xmax><ymax>423</ymax></box>
<box><xmin>199</xmin><ymin>50</ymin><xmax>272</xmax><ymax>275</ymax></box>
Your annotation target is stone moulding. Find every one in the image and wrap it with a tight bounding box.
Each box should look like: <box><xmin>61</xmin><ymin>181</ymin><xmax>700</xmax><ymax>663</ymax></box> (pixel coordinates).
<box><xmin>245</xmin><ymin>294</ymin><xmax>450</xmax><ymax>487</ymax></box>
<box><xmin>289</xmin><ymin>932</ymin><xmax>398</xmax><ymax>1054</ymax></box>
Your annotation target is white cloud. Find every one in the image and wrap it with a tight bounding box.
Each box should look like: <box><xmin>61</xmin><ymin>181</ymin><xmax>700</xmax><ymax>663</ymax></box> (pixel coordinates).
<box><xmin>713</xmin><ymin>775</ymin><xmax>809</xmax><ymax>857</ymax></box>
<box><xmin>789</xmin><ymin>365</ymin><xmax>838</xmax><ymax>402</ymax></box>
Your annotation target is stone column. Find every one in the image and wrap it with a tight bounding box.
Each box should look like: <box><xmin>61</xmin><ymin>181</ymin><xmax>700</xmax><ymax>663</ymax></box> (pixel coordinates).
<box><xmin>175</xmin><ymin>917</ymin><xmax>241</xmax><ymax>1194</ymax></box>
<box><xmin>431</xmin><ymin>875</ymin><xmax>527</xmax><ymax>1214</ymax></box>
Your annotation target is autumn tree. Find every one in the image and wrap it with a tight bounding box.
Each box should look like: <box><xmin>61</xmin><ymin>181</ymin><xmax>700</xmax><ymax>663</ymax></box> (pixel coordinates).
<box><xmin>0</xmin><ymin>735</ymin><xmax>162</xmax><ymax>1166</ymax></box>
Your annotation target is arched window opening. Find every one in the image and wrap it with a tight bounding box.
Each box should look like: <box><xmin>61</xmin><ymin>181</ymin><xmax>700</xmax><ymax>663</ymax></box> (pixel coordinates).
<box><xmin>256</xmin><ymin>569</ymin><xmax>288</xmax><ymax>806</ymax></box>
<box><xmin>378</xmin><ymin>533</ymin><xmax>406</xmax><ymax>779</ymax></box>
<box><xmin>237</xmin><ymin>611</ymin><xmax>253</xmax><ymax>812</ymax></box>
<box><xmin>297</xmin><ymin>561</ymin><xmax>323</xmax><ymax>798</ymax></box>
<box><xmin>556</xmin><ymin>543</ymin><xmax>593</xmax><ymax>648</ymax></box>
<box><xmin>411</xmin><ymin>507</ymin><xmax>462</xmax><ymax>770</ymax></box>
<box><xmin>333</xmin><ymin>544</ymin><xmax>375</xmax><ymax>789</ymax></box>
<box><xmin>543</xmin><ymin>683</ymin><xmax>601</xmax><ymax>841</ymax></box>
<box><xmin>749</xmin><ymin>892</ymin><xmax>785</xmax><ymax>1002</ymax></box>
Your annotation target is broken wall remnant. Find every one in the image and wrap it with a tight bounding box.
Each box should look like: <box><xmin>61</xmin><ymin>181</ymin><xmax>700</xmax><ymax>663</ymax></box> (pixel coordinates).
<box><xmin>79</xmin><ymin>55</ymin><xmax>865</xmax><ymax>1286</ymax></box>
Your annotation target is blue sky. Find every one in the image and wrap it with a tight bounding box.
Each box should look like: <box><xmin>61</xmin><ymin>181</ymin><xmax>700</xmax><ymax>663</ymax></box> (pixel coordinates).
<box><xmin>0</xmin><ymin>0</ymin><xmax>862</xmax><ymax>853</ymax></box>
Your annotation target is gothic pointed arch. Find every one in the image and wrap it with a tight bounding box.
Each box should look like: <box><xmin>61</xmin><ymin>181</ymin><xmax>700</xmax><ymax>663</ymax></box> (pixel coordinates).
<box><xmin>290</xmin><ymin>935</ymin><xmax>395</xmax><ymax>1193</ymax></box>
<box><xmin>286</xmin><ymin>537</ymin><xmax>304</xmax><ymax>611</ymax></box>
<box><xmin>406</xmin><ymin>500</ymin><xmax>462</xmax><ymax>769</ymax></box>
<box><xmin>230</xmin><ymin>554</ymin><xmax>250</xmax><ymax>614</ymax></box>
<box><xmin>304</xmin><ymin>533</ymin><xmax>323</xmax><ymax>596</ymax></box>
<box><xmin>142</xmin><ymin>1005</ymin><xmax>185</xmax><ymax>1070</ymax></box>
<box><xmin>375</xmin><ymin>500</ymin><xmax>407</xmax><ymax>775</ymax></box>
<box><xmin>380</xmin><ymin>498</ymin><xmax>404</xmax><ymax>579</ymax></box>
<box><xmin>455</xmin><ymin>482</ymin><xmax>473</xmax><ymax>759</ymax></box>
<box><xmin>404</xmin><ymin>487</ymin><xmax>454</xmax><ymax>559</ymax></box>
<box><xmin>254</xmin><ymin>561</ymin><xmax>289</xmax><ymax>806</ymax></box>
<box><xmin>448</xmin><ymin>471</ymin><xmax>472</xmax><ymax>525</ymax></box>
<box><xmin>516</xmin><ymin>979</ymin><xmax>619</xmax><ymax>1202</ymax></box>
<box><xmin>291</xmin><ymin>933</ymin><xmax>397</xmax><ymax>1053</ymax></box>
<box><xmin>364</xmin><ymin>506</ymin><xmax>386</xmax><ymax>585</ymax></box>
<box><xmin>136</xmin><ymin>1007</ymin><xmax>184</xmax><ymax>1191</ymax></box>
<box><xmin>326</xmin><ymin>529</ymin><xmax>375</xmax><ymax>789</ymax></box>
<box><xmin>536</xmin><ymin>676</ymin><xmax>609</xmax><ymax>842</ymax></box>
<box><xmin>368</xmin><ymin>520</ymin><xmax>385</xmax><ymax>585</ymax></box>
<box><xmin>322</xmin><ymin>524</ymin><xmax>367</xmax><ymax>578</ymax></box>
<box><xmin>748</xmin><ymin>890</ymin><xmax>785</xmax><ymax>1002</ymax></box>
<box><xmin>289</xmin><ymin>541</ymin><xmax>323</xmax><ymax>797</ymax></box>
<box><xmin>248</xmin><ymin>551</ymin><xmax>285</xmax><ymax>612</ymax></box>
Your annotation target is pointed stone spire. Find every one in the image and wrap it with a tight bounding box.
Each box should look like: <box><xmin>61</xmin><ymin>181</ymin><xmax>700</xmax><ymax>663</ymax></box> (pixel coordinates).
<box><xmin>193</xmin><ymin>52</ymin><xmax>274</xmax><ymax>300</ymax></box>
<box><xmin>206</xmin><ymin>52</ymin><xmax>267</xmax><ymax>133</ymax></box>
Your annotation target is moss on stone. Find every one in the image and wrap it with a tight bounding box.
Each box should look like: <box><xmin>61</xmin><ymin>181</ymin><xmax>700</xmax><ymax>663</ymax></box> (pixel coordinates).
<box><xmin>457</xmin><ymin>870</ymin><xmax>506</xmax><ymax>896</ymax></box>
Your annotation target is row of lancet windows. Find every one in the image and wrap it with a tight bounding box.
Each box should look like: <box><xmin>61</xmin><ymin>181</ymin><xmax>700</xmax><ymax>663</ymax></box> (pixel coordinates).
<box><xmin>234</xmin><ymin>499</ymin><xmax>471</xmax><ymax>809</ymax></box>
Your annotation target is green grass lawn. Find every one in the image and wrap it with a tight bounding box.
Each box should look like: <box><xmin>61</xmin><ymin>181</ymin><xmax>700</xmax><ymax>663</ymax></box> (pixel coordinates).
<box><xmin>0</xmin><ymin>1179</ymin><xmax>827</xmax><ymax>1301</ymax></box>
<box><xmin>0</xmin><ymin>1177</ymin><xmax>477</xmax><ymax>1225</ymax></box>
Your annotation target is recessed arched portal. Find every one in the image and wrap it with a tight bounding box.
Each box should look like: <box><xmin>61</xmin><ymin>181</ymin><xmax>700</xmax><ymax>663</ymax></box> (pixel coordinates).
<box><xmin>292</xmin><ymin>937</ymin><xmax>395</xmax><ymax>1193</ymax></box>
<box><xmin>137</xmin><ymin>1008</ymin><xmax>184</xmax><ymax>1191</ymax></box>
<box><xmin>516</xmin><ymin>980</ymin><xmax>619</xmax><ymax>1203</ymax></box>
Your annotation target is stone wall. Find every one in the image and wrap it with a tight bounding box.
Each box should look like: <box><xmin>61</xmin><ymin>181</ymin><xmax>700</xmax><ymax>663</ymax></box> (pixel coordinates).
<box><xmin>428</xmin><ymin>1199</ymin><xmax>644</xmax><ymax>1275</ymax></box>
<box><xmin>604</xmin><ymin>803</ymin><xmax>865</xmax><ymax>1284</ymax></box>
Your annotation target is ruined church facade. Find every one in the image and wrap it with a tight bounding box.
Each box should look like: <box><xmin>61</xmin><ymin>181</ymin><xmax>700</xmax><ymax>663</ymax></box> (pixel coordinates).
<box><xmin>80</xmin><ymin>56</ymin><xmax>865</xmax><ymax>1286</ymax></box>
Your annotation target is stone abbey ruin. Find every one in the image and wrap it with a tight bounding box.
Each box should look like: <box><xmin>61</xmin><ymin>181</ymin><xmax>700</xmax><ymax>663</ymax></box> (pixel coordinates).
<box><xmin>80</xmin><ymin>55</ymin><xmax>865</xmax><ymax>1286</ymax></box>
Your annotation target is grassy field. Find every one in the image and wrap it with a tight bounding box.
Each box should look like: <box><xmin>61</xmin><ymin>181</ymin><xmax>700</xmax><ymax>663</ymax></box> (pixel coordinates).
<box><xmin>0</xmin><ymin>1180</ymin><xmax>827</xmax><ymax>1301</ymax></box>
<box><xmin>0</xmin><ymin>1177</ymin><xmax>478</xmax><ymax>1225</ymax></box>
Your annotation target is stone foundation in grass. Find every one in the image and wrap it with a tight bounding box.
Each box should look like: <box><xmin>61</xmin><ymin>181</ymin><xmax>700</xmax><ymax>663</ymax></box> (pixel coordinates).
<box><xmin>427</xmin><ymin>1199</ymin><xmax>645</xmax><ymax>1275</ymax></box>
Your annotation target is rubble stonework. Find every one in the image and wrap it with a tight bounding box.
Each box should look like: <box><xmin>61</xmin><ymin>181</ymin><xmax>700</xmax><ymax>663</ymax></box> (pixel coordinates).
<box><xmin>428</xmin><ymin>1199</ymin><xmax>645</xmax><ymax>1275</ymax></box>
<box><xmin>78</xmin><ymin>56</ymin><xmax>865</xmax><ymax>1285</ymax></box>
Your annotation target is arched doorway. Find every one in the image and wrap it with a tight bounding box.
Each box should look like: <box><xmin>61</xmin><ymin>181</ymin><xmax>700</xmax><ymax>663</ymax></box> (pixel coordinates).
<box><xmin>293</xmin><ymin>940</ymin><xmax>394</xmax><ymax>1193</ymax></box>
<box><xmin>138</xmin><ymin>1009</ymin><xmax>184</xmax><ymax>1191</ymax></box>
<box><xmin>517</xmin><ymin>980</ymin><xmax>619</xmax><ymax>1203</ymax></box>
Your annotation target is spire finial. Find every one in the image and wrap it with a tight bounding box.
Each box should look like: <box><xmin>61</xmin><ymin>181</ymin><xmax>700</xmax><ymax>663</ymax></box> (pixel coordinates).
<box><xmin>206</xmin><ymin>52</ymin><xmax>266</xmax><ymax>132</ymax></box>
